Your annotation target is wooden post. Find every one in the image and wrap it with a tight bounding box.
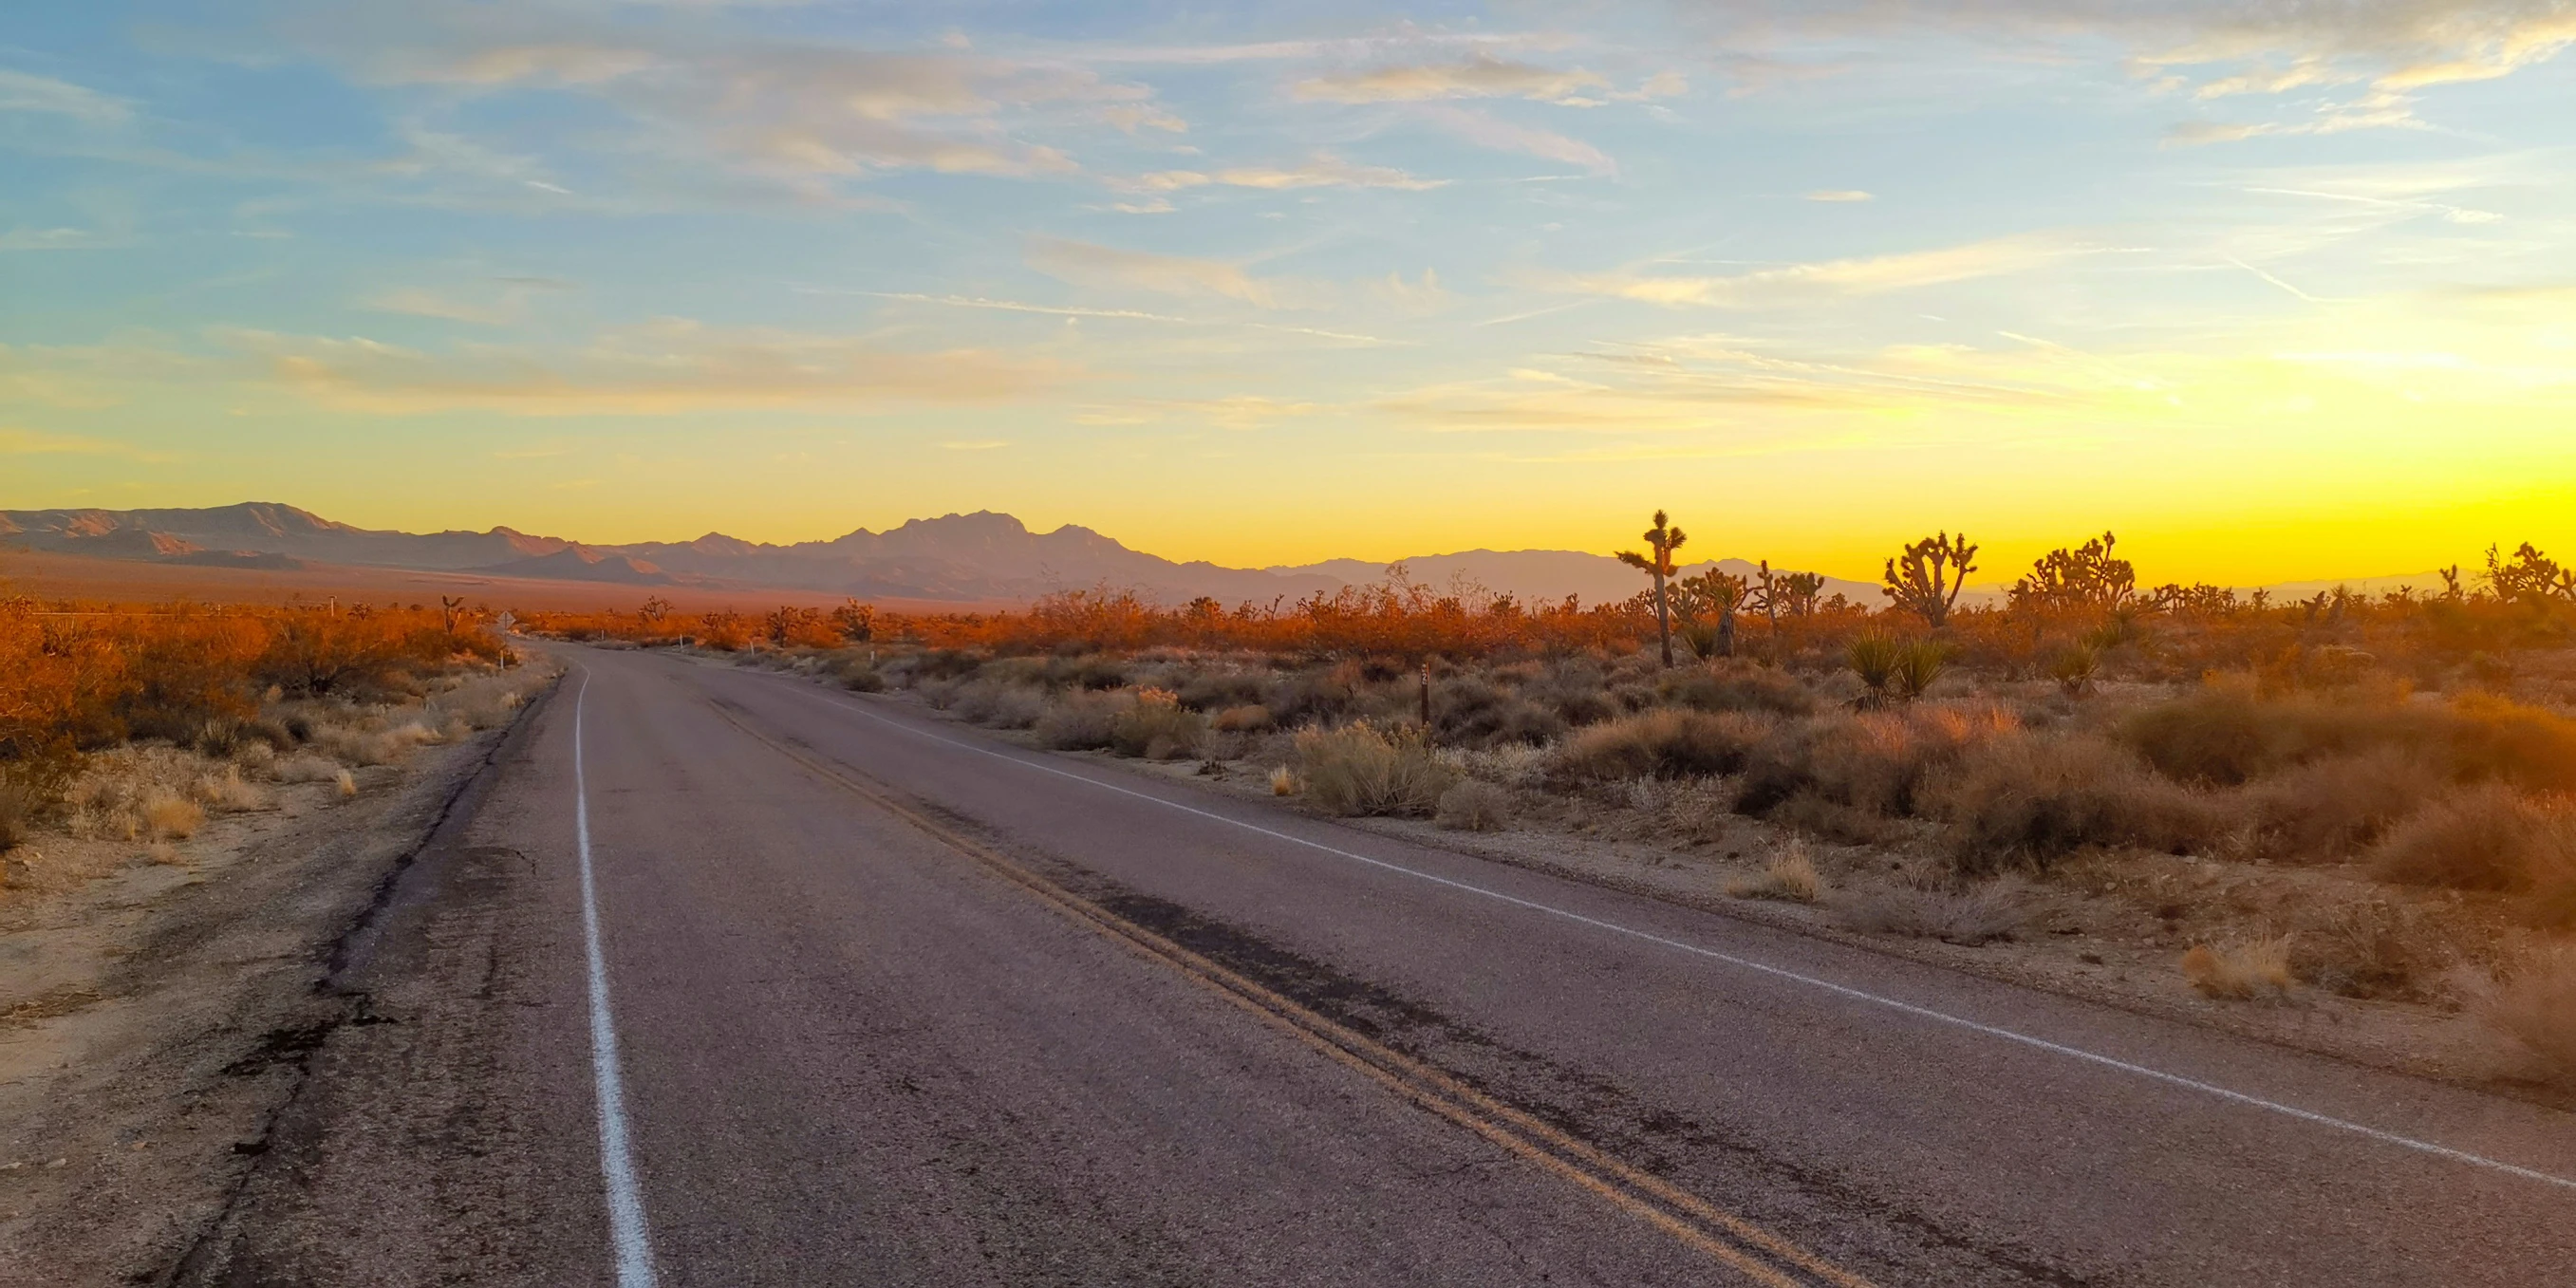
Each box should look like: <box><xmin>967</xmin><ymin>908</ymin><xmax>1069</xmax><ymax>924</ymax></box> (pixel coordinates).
<box><xmin>1419</xmin><ymin>660</ymin><xmax>1431</xmax><ymax>728</ymax></box>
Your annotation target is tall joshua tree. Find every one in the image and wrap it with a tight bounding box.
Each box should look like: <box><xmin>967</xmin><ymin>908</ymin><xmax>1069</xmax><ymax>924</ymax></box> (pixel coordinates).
<box><xmin>1883</xmin><ymin>531</ymin><xmax>1978</xmax><ymax>628</ymax></box>
<box><xmin>1618</xmin><ymin>510</ymin><xmax>1688</xmax><ymax>667</ymax></box>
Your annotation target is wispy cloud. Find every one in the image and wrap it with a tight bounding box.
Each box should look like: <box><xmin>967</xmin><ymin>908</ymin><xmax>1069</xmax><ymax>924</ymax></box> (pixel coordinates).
<box><xmin>1418</xmin><ymin>105</ymin><xmax>1616</xmax><ymax>175</ymax></box>
<box><xmin>0</xmin><ymin>426</ymin><xmax>178</xmax><ymax>462</ymax></box>
<box><xmin>0</xmin><ymin>226</ymin><xmax>122</xmax><ymax>251</ymax></box>
<box><xmin>1023</xmin><ymin>234</ymin><xmax>1331</xmax><ymax>310</ymax></box>
<box><xmin>282</xmin><ymin>11</ymin><xmax>1179</xmax><ymax>192</ymax></box>
<box><xmin>234</xmin><ymin>320</ymin><xmax>1081</xmax><ymax>415</ymax></box>
<box><xmin>1294</xmin><ymin>53</ymin><xmax>1610</xmax><ymax>105</ymax></box>
<box><xmin>836</xmin><ymin>289</ymin><xmax>1394</xmax><ymax>345</ymax></box>
<box><xmin>1548</xmin><ymin>233</ymin><xmax>2090</xmax><ymax>307</ymax></box>
<box><xmin>1802</xmin><ymin>190</ymin><xmax>1875</xmax><ymax>202</ymax></box>
<box><xmin>1140</xmin><ymin>152</ymin><xmax>1445</xmax><ymax>192</ymax></box>
<box><xmin>0</xmin><ymin>69</ymin><xmax>130</xmax><ymax>123</ymax></box>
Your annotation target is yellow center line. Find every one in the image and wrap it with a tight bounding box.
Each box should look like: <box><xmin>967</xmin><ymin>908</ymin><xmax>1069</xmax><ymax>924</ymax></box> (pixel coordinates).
<box><xmin>707</xmin><ymin>700</ymin><xmax>1877</xmax><ymax>1288</ymax></box>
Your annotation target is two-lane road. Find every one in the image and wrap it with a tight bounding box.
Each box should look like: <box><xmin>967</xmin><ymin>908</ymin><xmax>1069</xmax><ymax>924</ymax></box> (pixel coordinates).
<box><xmin>179</xmin><ymin>645</ymin><xmax>2576</xmax><ymax>1285</ymax></box>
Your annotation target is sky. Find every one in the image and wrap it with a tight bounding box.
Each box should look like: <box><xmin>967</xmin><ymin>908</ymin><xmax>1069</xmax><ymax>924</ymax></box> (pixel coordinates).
<box><xmin>3</xmin><ymin>1</ymin><xmax>2573</xmax><ymax>586</ymax></box>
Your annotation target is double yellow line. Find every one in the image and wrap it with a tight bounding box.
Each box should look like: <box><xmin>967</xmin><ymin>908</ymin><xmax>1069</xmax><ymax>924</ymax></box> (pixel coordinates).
<box><xmin>715</xmin><ymin>703</ymin><xmax>1874</xmax><ymax>1288</ymax></box>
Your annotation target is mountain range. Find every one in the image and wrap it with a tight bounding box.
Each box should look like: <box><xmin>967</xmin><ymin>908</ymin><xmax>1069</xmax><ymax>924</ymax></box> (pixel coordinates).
<box><xmin>0</xmin><ymin>503</ymin><xmax>1884</xmax><ymax>608</ymax></box>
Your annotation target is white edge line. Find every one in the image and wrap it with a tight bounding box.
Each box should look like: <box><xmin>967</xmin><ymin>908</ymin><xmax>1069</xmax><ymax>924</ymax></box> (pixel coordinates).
<box><xmin>576</xmin><ymin>671</ymin><xmax>662</xmax><ymax>1285</ymax></box>
<box><xmin>762</xmin><ymin>670</ymin><xmax>2576</xmax><ymax>1195</ymax></box>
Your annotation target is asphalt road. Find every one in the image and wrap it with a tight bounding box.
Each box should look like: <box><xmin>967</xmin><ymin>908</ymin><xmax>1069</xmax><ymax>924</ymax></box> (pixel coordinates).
<box><xmin>177</xmin><ymin>645</ymin><xmax>2576</xmax><ymax>1285</ymax></box>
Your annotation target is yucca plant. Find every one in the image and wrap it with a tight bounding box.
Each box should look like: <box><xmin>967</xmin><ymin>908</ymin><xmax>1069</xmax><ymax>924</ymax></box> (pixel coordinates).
<box><xmin>1893</xmin><ymin>639</ymin><xmax>1951</xmax><ymax>701</ymax></box>
<box><xmin>1848</xmin><ymin>633</ymin><xmax>1903</xmax><ymax>707</ymax></box>
<box><xmin>2051</xmin><ymin>642</ymin><xmax>2101</xmax><ymax>697</ymax></box>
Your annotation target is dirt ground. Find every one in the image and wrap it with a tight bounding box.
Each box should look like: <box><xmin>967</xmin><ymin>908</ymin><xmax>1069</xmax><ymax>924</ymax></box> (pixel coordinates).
<box><xmin>0</xmin><ymin>667</ymin><xmax>560</xmax><ymax>1287</ymax></box>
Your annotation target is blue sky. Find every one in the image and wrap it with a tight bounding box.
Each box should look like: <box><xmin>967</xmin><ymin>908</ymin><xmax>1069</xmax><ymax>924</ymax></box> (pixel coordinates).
<box><xmin>4</xmin><ymin>1</ymin><xmax>2573</xmax><ymax>580</ymax></box>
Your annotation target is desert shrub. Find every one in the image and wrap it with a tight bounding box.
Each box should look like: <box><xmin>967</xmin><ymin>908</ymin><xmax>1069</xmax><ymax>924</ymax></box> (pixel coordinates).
<box><xmin>2119</xmin><ymin>678</ymin><xmax>2466</xmax><ymax>786</ymax></box>
<box><xmin>1110</xmin><ymin>689</ymin><xmax>1207</xmax><ymax>759</ymax></box>
<box><xmin>1553</xmin><ymin>708</ymin><xmax>1772</xmax><ymax>782</ymax></box>
<box><xmin>0</xmin><ymin>775</ymin><xmax>39</xmax><ymax>850</ymax></box>
<box><xmin>1657</xmin><ymin>662</ymin><xmax>1815</xmax><ymax>717</ymax></box>
<box><xmin>2236</xmin><ymin>749</ymin><xmax>2446</xmax><ymax>863</ymax></box>
<box><xmin>952</xmin><ymin>678</ymin><xmax>1049</xmax><ymax>729</ymax></box>
<box><xmin>1435</xmin><ymin>779</ymin><xmax>1514</xmax><ymax>831</ymax></box>
<box><xmin>2182</xmin><ymin>937</ymin><xmax>2295</xmax><ymax>999</ymax></box>
<box><xmin>2447</xmin><ymin>693</ymin><xmax>2576</xmax><ymax>792</ymax></box>
<box><xmin>1297</xmin><ymin>721</ymin><xmax>1457</xmax><ymax>817</ymax></box>
<box><xmin>1838</xmin><ymin>881</ymin><xmax>2023</xmax><ymax>944</ymax></box>
<box><xmin>2288</xmin><ymin>902</ymin><xmax>2449</xmax><ymax>1000</ymax></box>
<box><xmin>1212</xmin><ymin>703</ymin><xmax>1274</xmax><ymax>733</ymax></box>
<box><xmin>1726</xmin><ymin>842</ymin><xmax>1821</xmax><ymax>902</ymax></box>
<box><xmin>1736</xmin><ymin>702</ymin><xmax>2016</xmax><ymax>819</ymax></box>
<box><xmin>906</xmin><ymin>649</ymin><xmax>987</xmax><ymax>683</ymax></box>
<box><xmin>1522</xmin><ymin>659</ymin><xmax>1619</xmax><ymax>727</ymax></box>
<box><xmin>1927</xmin><ymin>732</ymin><xmax>2221</xmax><ymax>873</ymax></box>
<box><xmin>1431</xmin><ymin>675</ymin><xmax>1571</xmax><ymax>748</ymax></box>
<box><xmin>142</xmin><ymin>791</ymin><xmax>204</xmax><ymax>841</ymax></box>
<box><xmin>1035</xmin><ymin>690</ymin><xmax>1129</xmax><ymax>751</ymax></box>
<box><xmin>1175</xmin><ymin>668</ymin><xmax>1267</xmax><ymax>712</ymax></box>
<box><xmin>2370</xmin><ymin>784</ymin><xmax>2576</xmax><ymax>894</ymax></box>
<box><xmin>1269</xmin><ymin>765</ymin><xmax>1299</xmax><ymax>796</ymax></box>
<box><xmin>1263</xmin><ymin>668</ymin><xmax>1361</xmax><ymax>730</ymax></box>
<box><xmin>2475</xmin><ymin>947</ymin><xmax>2576</xmax><ymax>1080</ymax></box>
<box><xmin>840</xmin><ymin>663</ymin><xmax>885</xmax><ymax>693</ymax></box>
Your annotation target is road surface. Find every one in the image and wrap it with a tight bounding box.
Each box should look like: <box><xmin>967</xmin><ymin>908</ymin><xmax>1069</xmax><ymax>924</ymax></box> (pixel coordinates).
<box><xmin>176</xmin><ymin>645</ymin><xmax>2576</xmax><ymax>1285</ymax></box>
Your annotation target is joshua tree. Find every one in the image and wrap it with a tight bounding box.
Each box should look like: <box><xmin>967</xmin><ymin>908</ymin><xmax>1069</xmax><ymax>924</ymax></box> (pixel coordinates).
<box><xmin>1772</xmin><ymin>569</ymin><xmax>1827</xmax><ymax>618</ymax></box>
<box><xmin>1883</xmin><ymin>532</ymin><xmax>1978</xmax><ymax>627</ymax></box>
<box><xmin>1618</xmin><ymin>510</ymin><xmax>1688</xmax><ymax>667</ymax></box>
<box><xmin>439</xmin><ymin>595</ymin><xmax>466</xmax><ymax>635</ymax></box>
<box><xmin>1674</xmin><ymin>568</ymin><xmax>1748</xmax><ymax>659</ymax></box>
<box><xmin>2008</xmin><ymin>532</ymin><xmax>2136</xmax><ymax>614</ymax></box>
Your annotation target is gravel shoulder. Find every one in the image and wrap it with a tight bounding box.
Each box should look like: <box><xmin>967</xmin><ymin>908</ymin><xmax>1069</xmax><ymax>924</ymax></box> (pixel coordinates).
<box><xmin>0</xmin><ymin>670</ymin><xmax>558</xmax><ymax>1287</ymax></box>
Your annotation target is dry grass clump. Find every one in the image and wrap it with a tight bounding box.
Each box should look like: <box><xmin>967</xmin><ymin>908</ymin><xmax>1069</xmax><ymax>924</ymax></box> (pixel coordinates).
<box><xmin>1111</xmin><ymin>688</ymin><xmax>1208</xmax><ymax>760</ymax></box>
<box><xmin>1435</xmin><ymin>779</ymin><xmax>1515</xmax><ymax>831</ymax></box>
<box><xmin>2287</xmin><ymin>902</ymin><xmax>2452</xmax><ymax>1000</ymax></box>
<box><xmin>140</xmin><ymin>791</ymin><xmax>204</xmax><ymax>841</ymax></box>
<box><xmin>1737</xmin><ymin>701</ymin><xmax>2017</xmax><ymax>820</ymax></box>
<box><xmin>2473</xmin><ymin>947</ymin><xmax>2576</xmax><ymax>1080</ymax></box>
<box><xmin>1727</xmin><ymin>842</ymin><xmax>1822</xmax><ymax>903</ymax></box>
<box><xmin>194</xmin><ymin>765</ymin><xmax>270</xmax><ymax>812</ymax></box>
<box><xmin>2369</xmin><ymin>784</ymin><xmax>2576</xmax><ymax>906</ymax></box>
<box><xmin>1553</xmin><ymin>708</ymin><xmax>1772</xmax><ymax>782</ymax></box>
<box><xmin>2181</xmin><ymin>936</ymin><xmax>2296</xmax><ymax>1000</ymax></box>
<box><xmin>1213</xmin><ymin>704</ymin><xmax>1274</xmax><ymax>733</ymax></box>
<box><xmin>951</xmin><ymin>679</ymin><xmax>1050</xmax><ymax>729</ymax></box>
<box><xmin>271</xmin><ymin>754</ymin><xmax>344</xmax><ymax>784</ymax></box>
<box><xmin>307</xmin><ymin>716</ymin><xmax>447</xmax><ymax>768</ymax></box>
<box><xmin>1657</xmin><ymin>661</ymin><xmax>1818</xmax><ymax>717</ymax></box>
<box><xmin>0</xmin><ymin>775</ymin><xmax>41</xmax><ymax>850</ymax></box>
<box><xmin>1297</xmin><ymin>721</ymin><xmax>1458</xmax><ymax>817</ymax></box>
<box><xmin>1428</xmin><ymin>673</ymin><xmax>1570</xmax><ymax>748</ymax></box>
<box><xmin>1927</xmin><ymin>732</ymin><xmax>2219</xmax><ymax>875</ymax></box>
<box><xmin>1839</xmin><ymin>880</ymin><xmax>2024</xmax><ymax>944</ymax></box>
<box><xmin>1269</xmin><ymin>765</ymin><xmax>1300</xmax><ymax>796</ymax></box>
<box><xmin>335</xmin><ymin>769</ymin><xmax>358</xmax><ymax>798</ymax></box>
<box><xmin>2122</xmin><ymin>679</ymin><xmax>2576</xmax><ymax>793</ymax></box>
<box><xmin>61</xmin><ymin>746</ymin><xmax>260</xmax><ymax>842</ymax></box>
<box><xmin>1034</xmin><ymin>690</ymin><xmax>1127</xmax><ymax>751</ymax></box>
<box><xmin>2235</xmin><ymin>749</ymin><xmax>2446</xmax><ymax>863</ymax></box>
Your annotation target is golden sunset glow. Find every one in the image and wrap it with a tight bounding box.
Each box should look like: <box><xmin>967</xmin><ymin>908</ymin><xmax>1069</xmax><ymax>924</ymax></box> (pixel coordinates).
<box><xmin>4</xmin><ymin>3</ymin><xmax>2571</xmax><ymax>585</ymax></box>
